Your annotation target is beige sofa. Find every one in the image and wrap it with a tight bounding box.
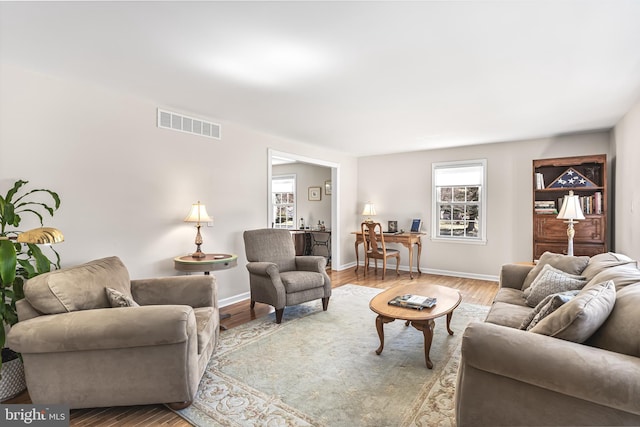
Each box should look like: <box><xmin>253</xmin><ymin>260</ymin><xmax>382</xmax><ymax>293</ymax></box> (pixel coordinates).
<box><xmin>7</xmin><ymin>256</ymin><xmax>218</xmax><ymax>409</ymax></box>
<box><xmin>456</xmin><ymin>252</ymin><xmax>640</xmax><ymax>426</ymax></box>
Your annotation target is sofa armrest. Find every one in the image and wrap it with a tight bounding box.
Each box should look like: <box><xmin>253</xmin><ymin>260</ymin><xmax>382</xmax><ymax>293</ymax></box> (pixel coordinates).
<box><xmin>499</xmin><ymin>263</ymin><xmax>533</xmax><ymax>290</ymax></box>
<box><xmin>7</xmin><ymin>305</ymin><xmax>196</xmax><ymax>354</ymax></box>
<box><xmin>295</xmin><ymin>256</ymin><xmax>327</xmax><ymax>272</ymax></box>
<box><xmin>131</xmin><ymin>275</ymin><xmax>216</xmax><ymax>308</ymax></box>
<box><xmin>460</xmin><ymin>321</ymin><xmax>640</xmax><ymax>415</ymax></box>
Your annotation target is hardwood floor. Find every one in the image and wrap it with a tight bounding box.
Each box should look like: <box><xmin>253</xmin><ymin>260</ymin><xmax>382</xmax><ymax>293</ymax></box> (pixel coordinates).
<box><xmin>5</xmin><ymin>267</ymin><xmax>498</xmax><ymax>426</ymax></box>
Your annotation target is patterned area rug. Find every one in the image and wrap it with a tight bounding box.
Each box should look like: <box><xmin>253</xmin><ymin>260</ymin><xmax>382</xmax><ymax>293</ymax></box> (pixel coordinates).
<box><xmin>176</xmin><ymin>284</ymin><xmax>489</xmax><ymax>427</ymax></box>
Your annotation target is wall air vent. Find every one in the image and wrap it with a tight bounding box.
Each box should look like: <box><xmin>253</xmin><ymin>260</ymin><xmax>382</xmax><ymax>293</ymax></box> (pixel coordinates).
<box><xmin>157</xmin><ymin>108</ymin><xmax>221</xmax><ymax>140</ymax></box>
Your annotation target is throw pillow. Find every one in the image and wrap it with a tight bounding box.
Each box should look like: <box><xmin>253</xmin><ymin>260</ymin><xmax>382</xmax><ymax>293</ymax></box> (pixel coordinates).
<box><xmin>105</xmin><ymin>287</ymin><xmax>139</xmax><ymax>308</ymax></box>
<box><xmin>530</xmin><ymin>280</ymin><xmax>616</xmax><ymax>343</ymax></box>
<box><xmin>586</xmin><ymin>283</ymin><xmax>640</xmax><ymax>357</ymax></box>
<box><xmin>522</xmin><ymin>252</ymin><xmax>589</xmax><ymax>291</ymax></box>
<box><xmin>524</xmin><ymin>264</ymin><xmax>587</xmax><ymax>307</ymax></box>
<box><xmin>519</xmin><ymin>290</ymin><xmax>579</xmax><ymax>331</ymax></box>
<box><xmin>580</xmin><ymin>252</ymin><xmax>636</xmax><ymax>281</ymax></box>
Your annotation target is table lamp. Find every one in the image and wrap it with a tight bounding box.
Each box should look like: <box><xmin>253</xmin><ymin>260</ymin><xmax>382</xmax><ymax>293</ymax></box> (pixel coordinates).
<box><xmin>556</xmin><ymin>190</ymin><xmax>585</xmax><ymax>256</ymax></box>
<box><xmin>362</xmin><ymin>202</ymin><xmax>377</xmax><ymax>224</ymax></box>
<box><xmin>184</xmin><ymin>201</ymin><xmax>212</xmax><ymax>258</ymax></box>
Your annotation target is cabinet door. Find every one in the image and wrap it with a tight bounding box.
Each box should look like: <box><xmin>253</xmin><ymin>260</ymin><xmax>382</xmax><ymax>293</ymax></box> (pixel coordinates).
<box><xmin>534</xmin><ymin>215</ymin><xmax>605</xmax><ymax>243</ymax></box>
<box><xmin>534</xmin><ymin>242</ymin><xmax>606</xmax><ymax>260</ymax></box>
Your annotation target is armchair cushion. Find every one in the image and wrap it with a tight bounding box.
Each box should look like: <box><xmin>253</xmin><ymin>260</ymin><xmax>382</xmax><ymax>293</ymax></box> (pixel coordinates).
<box><xmin>280</xmin><ymin>271</ymin><xmax>324</xmax><ymax>293</ymax></box>
<box><xmin>7</xmin><ymin>305</ymin><xmax>196</xmax><ymax>353</ymax></box>
<box><xmin>24</xmin><ymin>256</ymin><xmax>131</xmax><ymax>314</ymax></box>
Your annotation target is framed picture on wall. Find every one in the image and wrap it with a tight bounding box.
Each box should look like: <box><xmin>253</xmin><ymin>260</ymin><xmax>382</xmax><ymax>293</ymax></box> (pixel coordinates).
<box><xmin>325</xmin><ymin>180</ymin><xmax>332</xmax><ymax>195</ymax></box>
<box><xmin>308</xmin><ymin>187</ymin><xmax>321</xmax><ymax>201</ymax></box>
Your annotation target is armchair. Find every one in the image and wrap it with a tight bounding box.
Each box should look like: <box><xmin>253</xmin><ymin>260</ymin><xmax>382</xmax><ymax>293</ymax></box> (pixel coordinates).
<box><xmin>243</xmin><ymin>228</ymin><xmax>331</xmax><ymax>323</ymax></box>
<box><xmin>6</xmin><ymin>256</ymin><xmax>218</xmax><ymax>410</ymax></box>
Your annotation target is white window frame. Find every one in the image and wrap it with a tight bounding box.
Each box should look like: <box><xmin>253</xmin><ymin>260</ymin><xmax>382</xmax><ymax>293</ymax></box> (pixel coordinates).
<box><xmin>431</xmin><ymin>159</ymin><xmax>487</xmax><ymax>244</ymax></box>
<box><xmin>272</xmin><ymin>174</ymin><xmax>296</xmax><ymax>229</ymax></box>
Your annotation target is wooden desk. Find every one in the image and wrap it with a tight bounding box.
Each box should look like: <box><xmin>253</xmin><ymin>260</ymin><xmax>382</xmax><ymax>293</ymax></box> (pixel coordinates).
<box><xmin>353</xmin><ymin>232</ymin><xmax>425</xmax><ymax>279</ymax></box>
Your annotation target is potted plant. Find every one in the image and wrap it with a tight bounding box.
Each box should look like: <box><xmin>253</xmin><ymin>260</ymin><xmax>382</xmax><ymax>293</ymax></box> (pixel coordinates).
<box><xmin>0</xmin><ymin>180</ymin><xmax>62</xmax><ymax>400</ymax></box>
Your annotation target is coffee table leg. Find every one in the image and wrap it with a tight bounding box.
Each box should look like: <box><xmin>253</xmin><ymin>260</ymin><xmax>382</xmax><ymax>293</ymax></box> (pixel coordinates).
<box><xmin>446</xmin><ymin>312</ymin><xmax>454</xmax><ymax>335</ymax></box>
<box><xmin>375</xmin><ymin>315</ymin><xmax>394</xmax><ymax>355</ymax></box>
<box><xmin>411</xmin><ymin>319</ymin><xmax>435</xmax><ymax>369</ymax></box>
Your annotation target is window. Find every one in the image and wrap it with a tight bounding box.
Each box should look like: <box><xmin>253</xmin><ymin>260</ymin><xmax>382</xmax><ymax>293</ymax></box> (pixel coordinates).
<box><xmin>432</xmin><ymin>159</ymin><xmax>486</xmax><ymax>243</ymax></box>
<box><xmin>272</xmin><ymin>174</ymin><xmax>296</xmax><ymax>229</ymax></box>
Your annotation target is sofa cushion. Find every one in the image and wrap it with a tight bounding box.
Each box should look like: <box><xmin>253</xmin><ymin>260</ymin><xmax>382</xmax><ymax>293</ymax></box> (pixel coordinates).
<box><xmin>522</xmin><ymin>252</ymin><xmax>589</xmax><ymax>291</ymax></box>
<box><xmin>106</xmin><ymin>287</ymin><xmax>139</xmax><ymax>308</ymax></box>
<box><xmin>24</xmin><ymin>256</ymin><xmax>132</xmax><ymax>314</ymax></box>
<box><xmin>524</xmin><ymin>264</ymin><xmax>587</xmax><ymax>307</ymax></box>
<box><xmin>519</xmin><ymin>290</ymin><xmax>579</xmax><ymax>331</ymax></box>
<box><xmin>485</xmin><ymin>301</ymin><xmax>533</xmax><ymax>329</ymax></box>
<box><xmin>580</xmin><ymin>252</ymin><xmax>636</xmax><ymax>281</ymax></box>
<box><xmin>587</xmin><ymin>262</ymin><xmax>640</xmax><ymax>291</ymax></box>
<box><xmin>493</xmin><ymin>288</ymin><xmax>528</xmax><ymax>307</ymax></box>
<box><xmin>530</xmin><ymin>280</ymin><xmax>616</xmax><ymax>343</ymax></box>
<box><xmin>587</xmin><ymin>283</ymin><xmax>640</xmax><ymax>357</ymax></box>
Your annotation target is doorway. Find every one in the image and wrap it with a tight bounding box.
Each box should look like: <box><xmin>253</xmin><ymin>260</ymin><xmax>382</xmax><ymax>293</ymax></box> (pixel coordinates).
<box><xmin>268</xmin><ymin>148</ymin><xmax>340</xmax><ymax>270</ymax></box>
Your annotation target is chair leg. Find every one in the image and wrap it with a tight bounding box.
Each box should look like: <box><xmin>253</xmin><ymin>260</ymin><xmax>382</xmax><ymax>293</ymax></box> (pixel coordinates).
<box><xmin>322</xmin><ymin>297</ymin><xmax>330</xmax><ymax>311</ymax></box>
<box><xmin>275</xmin><ymin>308</ymin><xmax>284</xmax><ymax>324</ymax></box>
<box><xmin>396</xmin><ymin>255</ymin><xmax>400</xmax><ymax>276</ymax></box>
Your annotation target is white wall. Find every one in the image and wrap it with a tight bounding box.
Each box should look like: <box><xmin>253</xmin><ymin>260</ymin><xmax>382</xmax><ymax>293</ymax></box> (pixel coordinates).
<box><xmin>358</xmin><ymin>132</ymin><xmax>611</xmax><ymax>279</ymax></box>
<box><xmin>0</xmin><ymin>64</ymin><xmax>358</xmax><ymax>302</ymax></box>
<box><xmin>272</xmin><ymin>163</ymin><xmax>332</xmax><ymax>229</ymax></box>
<box><xmin>613</xmin><ymin>98</ymin><xmax>640</xmax><ymax>260</ymax></box>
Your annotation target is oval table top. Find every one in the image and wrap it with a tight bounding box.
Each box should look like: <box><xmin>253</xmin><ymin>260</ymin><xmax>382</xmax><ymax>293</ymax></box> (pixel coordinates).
<box><xmin>369</xmin><ymin>283</ymin><xmax>461</xmax><ymax>321</ymax></box>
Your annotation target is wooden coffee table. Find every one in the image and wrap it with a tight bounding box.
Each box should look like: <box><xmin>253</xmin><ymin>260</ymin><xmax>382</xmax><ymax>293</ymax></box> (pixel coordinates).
<box><xmin>369</xmin><ymin>283</ymin><xmax>462</xmax><ymax>369</ymax></box>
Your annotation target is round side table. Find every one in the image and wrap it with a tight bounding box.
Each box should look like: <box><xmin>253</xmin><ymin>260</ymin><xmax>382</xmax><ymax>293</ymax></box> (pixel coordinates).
<box><xmin>174</xmin><ymin>253</ymin><xmax>238</xmax><ymax>329</ymax></box>
<box><xmin>174</xmin><ymin>253</ymin><xmax>238</xmax><ymax>275</ymax></box>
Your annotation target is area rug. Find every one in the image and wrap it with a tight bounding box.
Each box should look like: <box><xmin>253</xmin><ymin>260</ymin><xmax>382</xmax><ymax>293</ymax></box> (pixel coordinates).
<box><xmin>176</xmin><ymin>284</ymin><xmax>489</xmax><ymax>427</ymax></box>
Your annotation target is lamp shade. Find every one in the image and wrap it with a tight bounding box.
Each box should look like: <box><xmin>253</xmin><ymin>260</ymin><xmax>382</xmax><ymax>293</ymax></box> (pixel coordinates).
<box><xmin>362</xmin><ymin>202</ymin><xmax>377</xmax><ymax>216</ymax></box>
<box><xmin>557</xmin><ymin>191</ymin><xmax>585</xmax><ymax>221</ymax></box>
<box><xmin>184</xmin><ymin>201</ymin><xmax>212</xmax><ymax>224</ymax></box>
<box><xmin>16</xmin><ymin>227</ymin><xmax>65</xmax><ymax>244</ymax></box>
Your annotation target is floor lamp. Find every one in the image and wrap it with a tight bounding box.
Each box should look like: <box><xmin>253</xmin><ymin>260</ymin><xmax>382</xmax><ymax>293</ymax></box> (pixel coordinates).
<box><xmin>556</xmin><ymin>190</ymin><xmax>585</xmax><ymax>256</ymax></box>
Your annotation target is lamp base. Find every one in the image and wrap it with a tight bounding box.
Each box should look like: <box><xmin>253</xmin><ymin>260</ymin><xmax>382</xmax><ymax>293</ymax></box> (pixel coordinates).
<box><xmin>191</xmin><ymin>251</ymin><xmax>206</xmax><ymax>259</ymax></box>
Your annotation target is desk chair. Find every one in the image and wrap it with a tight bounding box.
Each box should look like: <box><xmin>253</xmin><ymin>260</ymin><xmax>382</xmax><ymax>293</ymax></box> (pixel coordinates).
<box><xmin>361</xmin><ymin>222</ymin><xmax>400</xmax><ymax>279</ymax></box>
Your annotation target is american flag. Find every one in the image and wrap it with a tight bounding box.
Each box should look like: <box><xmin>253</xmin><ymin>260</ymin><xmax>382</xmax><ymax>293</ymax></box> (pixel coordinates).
<box><xmin>548</xmin><ymin>168</ymin><xmax>596</xmax><ymax>188</ymax></box>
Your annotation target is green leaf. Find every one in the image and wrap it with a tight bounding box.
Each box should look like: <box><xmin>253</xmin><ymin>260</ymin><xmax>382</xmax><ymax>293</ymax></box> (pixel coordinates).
<box><xmin>28</xmin><ymin>244</ymin><xmax>51</xmax><ymax>274</ymax></box>
<box><xmin>4</xmin><ymin>180</ymin><xmax>27</xmax><ymax>203</ymax></box>
<box><xmin>0</xmin><ymin>240</ymin><xmax>17</xmax><ymax>285</ymax></box>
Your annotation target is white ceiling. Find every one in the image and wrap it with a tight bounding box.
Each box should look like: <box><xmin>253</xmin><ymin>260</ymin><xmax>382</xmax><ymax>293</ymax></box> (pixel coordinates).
<box><xmin>2</xmin><ymin>1</ymin><xmax>640</xmax><ymax>157</ymax></box>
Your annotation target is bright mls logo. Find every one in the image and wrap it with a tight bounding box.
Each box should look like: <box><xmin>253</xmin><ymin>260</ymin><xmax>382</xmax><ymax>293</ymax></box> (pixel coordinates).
<box><xmin>0</xmin><ymin>405</ymin><xmax>69</xmax><ymax>426</ymax></box>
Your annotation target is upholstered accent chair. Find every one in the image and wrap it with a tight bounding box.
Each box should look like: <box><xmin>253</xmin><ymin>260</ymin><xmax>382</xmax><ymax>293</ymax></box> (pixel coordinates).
<box><xmin>243</xmin><ymin>228</ymin><xmax>331</xmax><ymax>323</ymax></box>
<box><xmin>6</xmin><ymin>256</ymin><xmax>218</xmax><ymax>410</ymax></box>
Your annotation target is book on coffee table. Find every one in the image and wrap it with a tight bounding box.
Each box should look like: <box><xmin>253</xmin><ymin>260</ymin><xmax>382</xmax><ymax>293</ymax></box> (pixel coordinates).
<box><xmin>388</xmin><ymin>294</ymin><xmax>437</xmax><ymax>310</ymax></box>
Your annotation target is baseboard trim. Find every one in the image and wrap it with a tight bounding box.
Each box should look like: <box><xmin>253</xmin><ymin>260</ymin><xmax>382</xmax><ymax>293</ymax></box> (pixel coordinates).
<box><xmin>338</xmin><ymin>262</ymin><xmax>498</xmax><ymax>282</ymax></box>
<box><xmin>219</xmin><ymin>291</ymin><xmax>250</xmax><ymax>308</ymax></box>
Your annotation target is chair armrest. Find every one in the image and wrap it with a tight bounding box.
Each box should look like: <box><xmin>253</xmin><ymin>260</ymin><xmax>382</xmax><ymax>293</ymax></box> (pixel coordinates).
<box><xmin>7</xmin><ymin>305</ymin><xmax>196</xmax><ymax>354</ymax></box>
<box><xmin>295</xmin><ymin>256</ymin><xmax>327</xmax><ymax>272</ymax></box>
<box><xmin>131</xmin><ymin>275</ymin><xmax>216</xmax><ymax>308</ymax></box>
<box><xmin>246</xmin><ymin>261</ymin><xmax>280</xmax><ymax>278</ymax></box>
<box><xmin>460</xmin><ymin>321</ymin><xmax>640</xmax><ymax>415</ymax></box>
<box><xmin>499</xmin><ymin>264</ymin><xmax>533</xmax><ymax>290</ymax></box>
